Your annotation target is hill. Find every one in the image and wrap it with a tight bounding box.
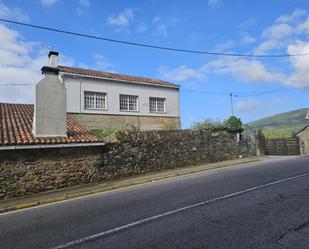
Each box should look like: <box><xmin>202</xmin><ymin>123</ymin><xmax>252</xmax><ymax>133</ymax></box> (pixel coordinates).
<box><xmin>247</xmin><ymin>108</ymin><xmax>308</xmax><ymax>132</ymax></box>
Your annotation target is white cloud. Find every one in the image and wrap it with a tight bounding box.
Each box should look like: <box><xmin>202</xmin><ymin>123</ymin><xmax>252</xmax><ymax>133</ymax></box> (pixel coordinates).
<box><xmin>249</xmin><ymin>9</ymin><xmax>309</xmax><ymax>88</ymax></box>
<box><xmin>76</xmin><ymin>0</ymin><xmax>90</xmax><ymax>15</ymax></box>
<box><xmin>262</xmin><ymin>23</ymin><xmax>293</xmax><ymax>40</ymax></box>
<box><xmin>208</xmin><ymin>0</ymin><xmax>221</xmax><ymax>7</ymax></box>
<box><xmin>254</xmin><ymin>40</ymin><xmax>284</xmax><ymax>55</ymax></box>
<box><xmin>239</xmin><ymin>18</ymin><xmax>256</xmax><ymax>30</ymax></box>
<box><xmin>276</xmin><ymin>8</ymin><xmax>306</xmax><ymax>23</ymax></box>
<box><xmin>285</xmin><ymin>41</ymin><xmax>309</xmax><ymax>87</ymax></box>
<box><xmin>242</xmin><ymin>35</ymin><xmax>256</xmax><ymax>44</ymax></box>
<box><xmin>158</xmin><ymin>65</ymin><xmax>206</xmax><ymax>82</ymax></box>
<box><xmin>205</xmin><ymin>58</ymin><xmax>284</xmax><ymax>83</ymax></box>
<box><xmin>214</xmin><ymin>40</ymin><xmax>235</xmax><ymax>51</ymax></box>
<box><xmin>296</xmin><ymin>16</ymin><xmax>309</xmax><ymax>35</ymax></box>
<box><xmin>107</xmin><ymin>8</ymin><xmax>134</xmax><ymax>27</ymax></box>
<box><xmin>93</xmin><ymin>53</ymin><xmax>113</xmax><ymax>70</ymax></box>
<box><xmin>0</xmin><ymin>24</ymin><xmax>74</xmax><ymax>104</ymax></box>
<box><xmin>152</xmin><ymin>17</ymin><xmax>169</xmax><ymax>38</ymax></box>
<box><xmin>159</xmin><ymin>56</ymin><xmax>284</xmax><ymax>86</ymax></box>
<box><xmin>0</xmin><ymin>3</ymin><xmax>29</xmax><ymax>22</ymax></box>
<box><xmin>156</xmin><ymin>23</ymin><xmax>168</xmax><ymax>38</ymax></box>
<box><xmin>40</xmin><ymin>0</ymin><xmax>59</xmax><ymax>7</ymax></box>
<box><xmin>254</xmin><ymin>23</ymin><xmax>294</xmax><ymax>55</ymax></box>
<box><xmin>136</xmin><ymin>23</ymin><xmax>148</xmax><ymax>33</ymax></box>
<box><xmin>235</xmin><ymin>99</ymin><xmax>260</xmax><ymax>114</ymax></box>
<box><xmin>78</xmin><ymin>0</ymin><xmax>90</xmax><ymax>7</ymax></box>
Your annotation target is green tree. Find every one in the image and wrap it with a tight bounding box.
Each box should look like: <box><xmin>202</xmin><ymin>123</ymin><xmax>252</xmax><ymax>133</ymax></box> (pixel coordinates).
<box><xmin>223</xmin><ymin>116</ymin><xmax>244</xmax><ymax>132</ymax></box>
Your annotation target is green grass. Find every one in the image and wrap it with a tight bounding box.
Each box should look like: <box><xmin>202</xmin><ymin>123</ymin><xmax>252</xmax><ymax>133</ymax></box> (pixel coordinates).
<box><xmin>260</xmin><ymin>128</ymin><xmax>296</xmax><ymax>138</ymax></box>
<box><xmin>248</xmin><ymin>108</ymin><xmax>308</xmax><ymax>133</ymax></box>
<box><xmin>90</xmin><ymin>128</ymin><xmax>121</xmax><ymax>139</ymax></box>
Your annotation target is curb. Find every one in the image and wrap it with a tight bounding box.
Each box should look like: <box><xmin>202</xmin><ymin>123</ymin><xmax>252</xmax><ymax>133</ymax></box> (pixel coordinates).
<box><xmin>0</xmin><ymin>157</ymin><xmax>260</xmax><ymax>214</ymax></box>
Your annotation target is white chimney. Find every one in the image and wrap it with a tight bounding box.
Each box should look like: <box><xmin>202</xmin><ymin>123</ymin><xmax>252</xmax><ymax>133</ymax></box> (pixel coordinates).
<box><xmin>49</xmin><ymin>51</ymin><xmax>58</xmax><ymax>67</ymax></box>
<box><xmin>32</xmin><ymin>51</ymin><xmax>67</xmax><ymax>137</ymax></box>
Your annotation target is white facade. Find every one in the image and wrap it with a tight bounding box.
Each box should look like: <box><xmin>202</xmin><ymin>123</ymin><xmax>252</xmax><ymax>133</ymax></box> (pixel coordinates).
<box><xmin>61</xmin><ymin>75</ymin><xmax>180</xmax><ymax>118</ymax></box>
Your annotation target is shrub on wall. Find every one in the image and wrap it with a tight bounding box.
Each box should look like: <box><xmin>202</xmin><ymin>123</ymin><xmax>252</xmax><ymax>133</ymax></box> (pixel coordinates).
<box><xmin>224</xmin><ymin>116</ymin><xmax>244</xmax><ymax>133</ymax></box>
<box><xmin>191</xmin><ymin>116</ymin><xmax>243</xmax><ymax>133</ymax></box>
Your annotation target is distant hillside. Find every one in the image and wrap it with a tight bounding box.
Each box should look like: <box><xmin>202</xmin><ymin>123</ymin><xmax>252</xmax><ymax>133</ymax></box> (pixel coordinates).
<box><xmin>247</xmin><ymin>108</ymin><xmax>308</xmax><ymax>132</ymax></box>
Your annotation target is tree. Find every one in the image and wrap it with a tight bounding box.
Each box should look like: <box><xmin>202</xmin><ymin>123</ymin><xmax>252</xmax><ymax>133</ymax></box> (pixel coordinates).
<box><xmin>223</xmin><ymin>116</ymin><xmax>244</xmax><ymax>132</ymax></box>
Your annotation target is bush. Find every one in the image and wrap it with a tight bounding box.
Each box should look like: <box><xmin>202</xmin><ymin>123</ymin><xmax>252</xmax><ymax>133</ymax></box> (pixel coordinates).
<box><xmin>191</xmin><ymin>116</ymin><xmax>243</xmax><ymax>132</ymax></box>
<box><xmin>191</xmin><ymin>118</ymin><xmax>225</xmax><ymax>131</ymax></box>
<box><xmin>90</xmin><ymin>128</ymin><xmax>122</xmax><ymax>139</ymax></box>
<box><xmin>224</xmin><ymin>116</ymin><xmax>244</xmax><ymax>132</ymax></box>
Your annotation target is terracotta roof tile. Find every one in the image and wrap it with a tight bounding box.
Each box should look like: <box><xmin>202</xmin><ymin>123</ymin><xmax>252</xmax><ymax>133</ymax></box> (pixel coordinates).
<box><xmin>0</xmin><ymin>103</ymin><xmax>101</xmax><ymax>146</ymax></box>
<box><xmin>58</xmin><ymin>65</ymin><xmax>179</xmax><ymax>89</ymax></box>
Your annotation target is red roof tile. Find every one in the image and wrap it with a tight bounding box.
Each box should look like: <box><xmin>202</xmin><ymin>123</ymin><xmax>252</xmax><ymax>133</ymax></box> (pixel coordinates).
<box><xmin>0</xmin><ymin>103</ymin><xmax>101</xmax><ymax>146</ymax></box>
<box><xmin>58</xmin><ymin>66</ymin><xmax>179</xmax><ymax>89</ymax></box>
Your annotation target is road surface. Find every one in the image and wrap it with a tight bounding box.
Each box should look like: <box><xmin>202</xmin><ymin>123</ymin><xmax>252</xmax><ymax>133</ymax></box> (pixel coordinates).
<box><xmin>1</xmin><ymin>156</ymin><xmax>309</xmax><ymax>249</ymax></box>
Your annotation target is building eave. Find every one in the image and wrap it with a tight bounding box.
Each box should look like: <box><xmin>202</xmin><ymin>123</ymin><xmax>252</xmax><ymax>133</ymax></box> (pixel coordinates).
<box><xmin>0</xmin><ymin>142</ymin><xmax>105</xmax><ymax>150</ymax></box>
<box><xmin>60</xmin><ymin>72</ymin><xmax>180</xmax><ymax>90</ymax></box>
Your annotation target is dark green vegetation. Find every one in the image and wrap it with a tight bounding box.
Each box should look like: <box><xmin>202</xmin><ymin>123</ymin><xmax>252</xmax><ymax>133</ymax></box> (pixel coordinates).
<box><xmin>191</xmin><ymin>116</ymin><xmax>243</xmax><ymax>132</ymax></box>
<box><xmin>247</xmin><ymin>108</ymin><xmax>308</xmax><ymax>138</ymax></box>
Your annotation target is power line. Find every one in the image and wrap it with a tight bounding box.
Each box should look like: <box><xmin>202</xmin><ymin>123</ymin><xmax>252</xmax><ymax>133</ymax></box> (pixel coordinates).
<box><xmin>1</xmin><ymin>83</ymin><xmax>309</xmax><ymax>99</ymax></box>
<box><xmin>183</xmin><ymin>86</ymin><xmax>309</xmax><ymax>97</ymax></box>
<box><xmin>1</xmin><ymin>18</ymin><xmax>309</xmax><ymax>58</ymax></box>
<box><xmin>182</xmin><ymin>89</ymin><xmax>228</xmax><ymax>95</ymax></box>
<box><xmin>237</xmin><ymin>86</ymin><xmax>309</xmax><ymax>97</ymax></box>
<box><xmin>0</xmin><ymin>83</ymin><xmax>34</xmax><ymax>86</ymax></box>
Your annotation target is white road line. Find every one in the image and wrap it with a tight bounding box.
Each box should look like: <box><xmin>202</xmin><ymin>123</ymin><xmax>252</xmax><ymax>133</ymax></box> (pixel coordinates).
<box><xmin>51</xmin><ymin>172</ymin><xmax>309</xmax><ymax>249</ymax></box>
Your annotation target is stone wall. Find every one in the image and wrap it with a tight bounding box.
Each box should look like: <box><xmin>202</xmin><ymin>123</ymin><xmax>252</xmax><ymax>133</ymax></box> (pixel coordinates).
<box><xmin>0</xmin><ymin>147</ymin><xmax>102</xmax><ymax>199</ymax></box>
<box><xmin>0</xmin><ymin>130</ymin><xmax>239</xmax><ymax>199</ymax></box>
<box><xmin>297</xmin><ymin>126</ymin><xmax>309</xmax><ymax>155</ymax></box>
<box><xmin>68</xmin><ymin>113</ymin><xmax>181</xmax><ymax>130</ymax></box>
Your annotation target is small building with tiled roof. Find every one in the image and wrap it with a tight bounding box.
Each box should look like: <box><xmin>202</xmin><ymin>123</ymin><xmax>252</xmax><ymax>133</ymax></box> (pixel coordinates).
<box><xmin>0</xmin><ymin>103</ymin><xmax>102</xmax><ymax>149</ymax></box>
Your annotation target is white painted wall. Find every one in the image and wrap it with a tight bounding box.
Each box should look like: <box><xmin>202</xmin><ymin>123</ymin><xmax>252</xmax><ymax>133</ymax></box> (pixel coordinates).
<box><xmin>63</xmin><ymin>76</ymin><xmax>180</xmax><ymax>117</ymax></box>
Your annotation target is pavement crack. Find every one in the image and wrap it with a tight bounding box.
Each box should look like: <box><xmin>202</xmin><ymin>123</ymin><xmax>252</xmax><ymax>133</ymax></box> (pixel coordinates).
<box><xmin>278</xmin><ymin>193</ymin><xmax>287</xmax><ymax>199</ymax></box>
<box><xmin>294</xmin><ymin>221</ymin><xmax>309</xmax><ymax>232</ymax></box>
<box><xmin>275</xmin><ymin>220</ymin><xmax>309</xmax><ymax>244</ymax></box>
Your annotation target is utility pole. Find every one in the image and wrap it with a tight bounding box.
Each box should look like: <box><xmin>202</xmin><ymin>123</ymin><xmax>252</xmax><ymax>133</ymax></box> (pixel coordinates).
<box><xmin>229</xmin><ymin>93</ymin><xmax>237</xmax><ymax>116</ymax></box>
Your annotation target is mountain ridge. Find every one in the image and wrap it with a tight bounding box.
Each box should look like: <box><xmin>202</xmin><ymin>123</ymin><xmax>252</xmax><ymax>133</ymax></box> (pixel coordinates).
<box><xmin>247</xmin><ymin>108</ymin><xmax>308</xmax><ymax>132</ymax></box>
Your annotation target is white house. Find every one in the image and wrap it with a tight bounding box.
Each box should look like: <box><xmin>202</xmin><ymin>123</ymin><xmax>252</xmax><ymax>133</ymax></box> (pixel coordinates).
<box><xmin>47</xmin><ymin>51</ymin><xmax>180</xmax><ymax>130</ymax></box>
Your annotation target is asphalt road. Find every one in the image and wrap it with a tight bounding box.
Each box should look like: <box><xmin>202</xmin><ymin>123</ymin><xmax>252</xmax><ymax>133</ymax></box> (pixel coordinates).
<box><xmin>1</xmin><ymin>156</ymin><xmax>309</xmax><ymax>249</ymax></box>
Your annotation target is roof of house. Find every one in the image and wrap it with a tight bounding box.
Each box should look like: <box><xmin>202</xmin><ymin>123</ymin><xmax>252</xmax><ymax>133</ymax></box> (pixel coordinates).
<box><xmin>58</xmin><ymin>65</ymin><xmax>179</xmax><ymax>89</ymax></box>
<box><xmin>0</xmin><ymin>103</ymin><xmax>101</xmax><ymax>146</ymax></box>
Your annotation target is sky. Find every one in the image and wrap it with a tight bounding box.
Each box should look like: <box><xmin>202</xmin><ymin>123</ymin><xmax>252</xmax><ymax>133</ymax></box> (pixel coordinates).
<box><xmin>1</xmin><ymin>0</ymin><xmax>309</xmax><ymax>128</ymax></box>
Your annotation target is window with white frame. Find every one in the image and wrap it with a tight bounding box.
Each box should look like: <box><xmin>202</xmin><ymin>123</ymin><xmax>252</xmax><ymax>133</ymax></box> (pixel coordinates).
<box><xmin>149</xmin><ymin>97</ymin><xmax>166</xmax><ymax>113</ymax></box>
<box><xmin>120</xmin><ymin>95</ymin><xmax>138</xmax><ymax>111</ymax></box>
<box><xmin>84</xmin><ymin>91</ymin><xmax>107</xmax><ymax>110</ymax></box>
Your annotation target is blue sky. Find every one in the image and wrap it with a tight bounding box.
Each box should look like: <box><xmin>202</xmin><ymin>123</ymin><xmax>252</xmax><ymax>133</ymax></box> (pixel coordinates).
<box><xmin>1</xmin><ymin>0</ymin><xmax>309</xmax><ymax>128</ymax></box>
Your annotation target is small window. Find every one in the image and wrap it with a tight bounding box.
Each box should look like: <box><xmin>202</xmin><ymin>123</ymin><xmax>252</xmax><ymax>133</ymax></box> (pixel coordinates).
<box><xmin>120</xmin><ymin>95</ymin><xmax>138</xmax><ymax>111</ymax></box>
<box><xmin>149</xmin><ymin>97</ymin><xmax>166</xmax><ymax>113</ymax></box>
<box><xmin>84</xmin><ymin>91</ymin><xmax>107</xmax><ymax>110</ymax></box>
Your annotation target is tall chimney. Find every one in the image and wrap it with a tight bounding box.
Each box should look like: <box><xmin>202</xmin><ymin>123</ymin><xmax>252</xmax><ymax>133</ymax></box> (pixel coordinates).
<box><xmin>32</xmin><ymin>51</ymin><xmax>67</xmax><ymax>137</ymax></box>
<box><xmin>49</xmin><ymin>51</ymin><xmax>58</xmax><ymax>67</ymax></box>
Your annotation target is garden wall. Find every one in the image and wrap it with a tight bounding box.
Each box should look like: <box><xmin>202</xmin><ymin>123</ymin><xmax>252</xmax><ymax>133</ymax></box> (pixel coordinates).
<box><xmin>0</xmin><ymin>130</ymin><xmax>239</xmax><ymax>199</ymax></box>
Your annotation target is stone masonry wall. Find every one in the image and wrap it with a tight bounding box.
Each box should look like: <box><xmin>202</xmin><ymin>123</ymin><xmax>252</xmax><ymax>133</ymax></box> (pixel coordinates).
<box><xmin>68</xmin><ymin>113</ymin><xmax>181</xmax><ymax>130</ymax></box>
<box><xmin>0</xmin><ymin>130</ymin><xmax>239</xmax><ymax>199</ymax></box>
